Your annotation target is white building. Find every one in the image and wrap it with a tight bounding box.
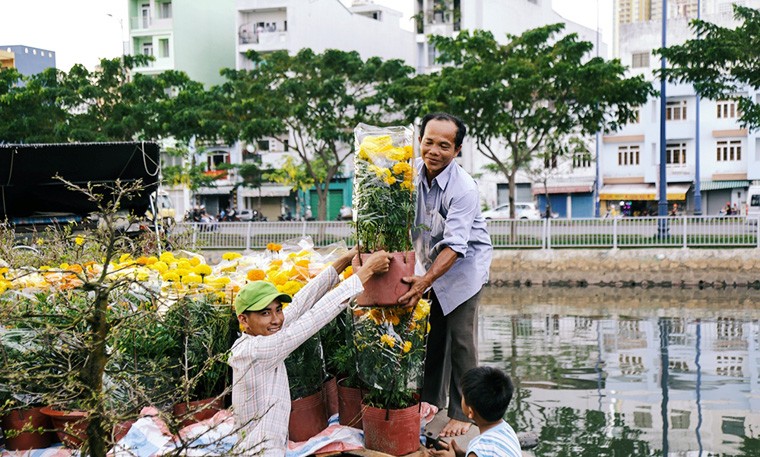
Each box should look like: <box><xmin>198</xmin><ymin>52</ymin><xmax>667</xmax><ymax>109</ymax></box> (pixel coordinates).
<box><xmin>233</xmin><ymin>0</ymin><xmax>416</xmax><ymax>220</ymax></box>
<box><xmin>602</xmin><ymin>0</ymin><xmax>760</xmax><ymax>216</ymax></box>
<box><xmin>416</xmin><ymin>0</ymin><xmax>608</xmax><ymax>217</ymax></box>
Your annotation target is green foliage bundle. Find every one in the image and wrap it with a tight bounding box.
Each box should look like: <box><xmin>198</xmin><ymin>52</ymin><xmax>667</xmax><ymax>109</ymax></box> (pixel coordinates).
<box><xmin>284</xmin><ymin>334</ymin><xmax>326</xmax><ymax>400</ymax></box>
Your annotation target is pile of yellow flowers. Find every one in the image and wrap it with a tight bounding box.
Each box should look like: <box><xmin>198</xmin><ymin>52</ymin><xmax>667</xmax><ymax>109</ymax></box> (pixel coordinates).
<box><xmin>357</xmin><ymin>134</ymin><xmax>415</xmax><ymax>191</ymax></box>
<box><xmin>0</xmin><ymin>239</ymin><xmax>352</xmax><ymax>307</ymax></box>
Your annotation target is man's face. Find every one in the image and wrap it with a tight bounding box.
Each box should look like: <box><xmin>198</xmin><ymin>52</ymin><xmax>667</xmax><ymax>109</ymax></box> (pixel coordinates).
<box><xmin>238</xmin><ymin>301</ymin><xmax>284</xmax><ymax>336</ymax></box>
<box><xmin>420</xmin><ymin>119</ymin><xmax>461</xmax><ymax>180</ymax></box>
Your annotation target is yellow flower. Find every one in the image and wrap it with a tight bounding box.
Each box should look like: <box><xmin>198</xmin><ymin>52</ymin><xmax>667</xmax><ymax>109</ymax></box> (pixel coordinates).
<box><xmin>159</xmin><ymin>252</ymin><xmax>175</xmax><ymax>263</ymax></box>
<box><xmin>222</xmin><ymin>252</ymin><xmax>243</xmax><ymax>261</ymax></box>
<box><xmin>150</xmin><ymin>261</ymin><xmax>169</xmax><ymax>273</ymax></box>
<box><xmin>189</xmin><ymin>257</ymin><xmax>201</xmax><ymax>266</ymax></box>
<box><xmin>392</xmin><ymin>161</ymin><xmax>412</xmax><ymax>175</ymax></box>
<box><xmin>383</xmin><ymin>175</ymin><xmax>397</xmax><ymax>186</ymax></box>
<box><xmin>386</xmin><ymin>147</ymin><xmax>406</xmax><ymax>162</ymax></box>
<box><xmin>380</xmin><ymin>334</ymin><xmax>396</xmax><ymax>348</ymax></box>
<box><xmin>162</xmin><ymin>271</ymin><xmax>179</xmax><ymax>282</ymax></box>
<box><xmin>119</xmin><ymin>253</ymin><xmax>132</xmax><ymax>264</ymax></box>
<box><xmin>402</xmin><ymin>341</ymin><xmax>412</xmax><ymax>353</ymax></box>
<box><xmin>400</xmin><ymin>179</ymin><xmax>414</xmax><ymax>191</ymax></box>
<box><xmin>182</xmin><ymin>273</ymin><xmax>202</xmax><ymax>284</ymax></box>
<box><xmin>403</xmin><ymin>145</ymin><xmax>414</xmax><ymax>160</ymax></box>
<box><xmin>278</xmin><ymin>280</ymin><xmax>303</xmax><ymax>296</ymax></box>
<box><xmin>145</xmin><ymin>256</ymin><xmax>158</xmax><ymax>265</ymax></box>
<box><xmin>174</xmin><ymin>268</ymin><xmax>190</xmax><ymax>278</ymax></box>
<box><xmin>247</xmin><ymin>269</ymin><xmax>266</xmax><ymax>281</ymax></box>
<box><xmin>35</xmin><ymin>238</ymin><xmax>44</xmax><ymax>246</ymax></box>
<box><xmin>193</xmin><ymin>264</ymin><xmax>212</xmax><ymax>276</ymax></box>
<box><xmin>267</xmin><ymin>243</ymin><xmax>282</xmax><ymax>252</ymax></box>
<box><xmin>74</xmin><ymin>236</ymin><xmax>85</xmax><ymax>246</ymax></box>
<box><xmin>341</xmin><ymin>266</ymin><xmax>353</xmax><ymax>279</ymax></box>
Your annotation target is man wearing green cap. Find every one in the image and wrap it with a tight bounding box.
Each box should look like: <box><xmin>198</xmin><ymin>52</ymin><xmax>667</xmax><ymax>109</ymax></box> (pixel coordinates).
<box><xmin>229</xmin><ymin>247</ymin><xmax>391</xmax><ymax>456</ymax></box>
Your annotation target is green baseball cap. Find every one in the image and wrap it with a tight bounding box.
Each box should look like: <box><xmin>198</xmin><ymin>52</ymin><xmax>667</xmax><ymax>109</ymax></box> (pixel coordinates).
<box><xmin>234</xmin><ymin>280</ymin><xmax>292</xmax><ymax>315</ymax></box>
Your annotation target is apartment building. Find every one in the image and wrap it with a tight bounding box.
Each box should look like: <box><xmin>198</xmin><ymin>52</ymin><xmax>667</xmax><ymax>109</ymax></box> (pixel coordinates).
<box><xmin>0</xmin><ymin>45</ymin><xmax>56</xmax><ymax>76</ymax></box>
<box><xmin>234</xmin><ymin>0</ymin><xmax>416</xmax><ymax>220</ymax></box>
<box><xmin>416</xmin><ymin>0</ymin><xmax>607</xmax><ymax>217</ymax></box>
<box><xmin>602</xmin><ymin>1</ymin><xmax>760</xmax><ymax>216</ymax></box>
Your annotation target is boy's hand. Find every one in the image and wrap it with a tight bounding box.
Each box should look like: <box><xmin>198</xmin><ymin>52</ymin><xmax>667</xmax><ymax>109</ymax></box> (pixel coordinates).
<box><xmin>427</xmin><ymin>438</ymin><xmax>464</xmax><ymax>457</ymax></box>
<box><xmin>356</xmin><ymin>250</ymin><xmax>392</xmax><ymax>283</ymax></box>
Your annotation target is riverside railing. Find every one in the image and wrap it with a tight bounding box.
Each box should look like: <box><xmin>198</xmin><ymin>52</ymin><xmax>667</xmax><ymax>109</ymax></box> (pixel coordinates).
<box><xmin>174</xmin><ymin>215</ymin><xmax>760</xmax><ymax>251</ymax></box>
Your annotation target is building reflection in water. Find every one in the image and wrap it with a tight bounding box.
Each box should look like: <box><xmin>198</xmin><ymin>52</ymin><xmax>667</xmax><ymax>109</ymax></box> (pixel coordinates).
<box><xmin>478</xmin><ymin>287</ymin><xmax>760</xmax><ymax>456</ymax></box>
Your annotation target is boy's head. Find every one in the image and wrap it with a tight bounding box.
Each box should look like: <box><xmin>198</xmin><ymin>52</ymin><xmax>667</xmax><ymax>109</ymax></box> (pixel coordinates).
<box><xmin>235</xmin><ymin>281</ymin><xmax>292</xmax><ymax>336</ymax></box>
<box><xmin>461</xmin><ymin>366</ymin><xmax>514</xmax><ymax>423</ymax></box>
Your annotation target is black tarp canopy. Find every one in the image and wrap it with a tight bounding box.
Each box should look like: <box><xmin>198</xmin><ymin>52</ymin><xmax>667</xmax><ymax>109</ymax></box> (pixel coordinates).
<box><xmin>0</xmin><ymin>142</ymin><xmax>160</xmax><ymax>219</ymax></box>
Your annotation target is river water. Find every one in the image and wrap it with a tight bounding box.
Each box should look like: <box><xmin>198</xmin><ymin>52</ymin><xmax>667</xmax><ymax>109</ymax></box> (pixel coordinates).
<box><xmin>478</xmin><ymin>287</ymin><xmax>760</xmax><ymax>456</ymax></box>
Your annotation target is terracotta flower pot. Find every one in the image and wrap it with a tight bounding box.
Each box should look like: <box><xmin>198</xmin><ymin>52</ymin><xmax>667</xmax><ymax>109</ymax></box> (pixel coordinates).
<box><xmin>362</xmin><ymin>402</ymin><xmax>422</xmax><ymax>456</ymax></box>
<box><xmin>40</xmin><ymin>406</ymin><xmax>89</xmax><ymax>448</ymax></box>
<box><xmin>1</xmin><ymin>406</ymin><xmax>57</xmax><ymax>450</ymax></box>
<box><xmin>322</xmin><ymin>376</ymin><xmax>339</xmax><ymax>417</ymax></box>
<box><xmin>352</xmin><ymin>251</ymin><xmax>415</xmax><ymax>307</ymax></box>
<box><xmin>288</xmin><ymin>389</ymin><xmax>327</xmax><ymax>442</ymax></box>
<box><xmin>336</xmin><ymin>378</ymin><xmax>366</xmax><ymax>429</ymax></box>
<box><xmin>172</xmin><ymin>397</ymin><xmax>225</xmax><ymax>429</ymax></box>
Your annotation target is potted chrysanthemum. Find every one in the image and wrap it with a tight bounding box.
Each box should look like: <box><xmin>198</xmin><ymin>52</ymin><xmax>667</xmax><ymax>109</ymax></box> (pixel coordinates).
<box><xmin>352</xmin><ymin>123</ymin><xmax>416</xmax><ymax>306</ymax></box>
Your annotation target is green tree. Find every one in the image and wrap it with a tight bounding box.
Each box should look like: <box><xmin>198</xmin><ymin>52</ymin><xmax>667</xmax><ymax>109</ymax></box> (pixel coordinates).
<box><xmin>223</xmin><ymin>49</ymin><xmax>415</xmax><ymax>220</ymax></box>
<box><xmin>656</xmin><ymin>5</ymin><xmax>760</xmax><ymax>129</ymax></box>
<box><xmin>424</xmin><ymin>26</ymin><xmax>654</xmax><ymax>218</ymax></box>
<box><xmin>0</xmin><ymin>67</ymin><xmax>68</xmax><ymax>143</ymax></box>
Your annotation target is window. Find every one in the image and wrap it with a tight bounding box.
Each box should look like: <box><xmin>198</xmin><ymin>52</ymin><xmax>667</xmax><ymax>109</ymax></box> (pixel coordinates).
<box><xmin>666</xmin><ymin>142</ymin><xmax>687</xmax><ymax>165</ymax></box>
<box><xmin>257</xmin><ymin>140</ymin><xmax>270</xmax><ymax>151</ymax></box>
<box><xmin>632</xmin><ymin>51</ymin><xmax>649</xmax><ymax>68</ymax></box>
<box><xmin>142</xmin><ymin>42</ymin><xmax>153</xmax><ymax>57</ymax></box>
<box><xmin>427</xmin><ymin>43</ymin><xmax>439</xmax><ymax>67</ymax></box>
<box><xmin>283</xmin><ymin>139</ymin><xmax>289</xmax><ymax>151</ymax></box>
<box><xmin>158</xmin><ymin>1</ymin><xmax>172</xmax><ymax>19</ymax></box>
<box><xmin>716</xmin><ymin>100</ymin><xmax>738</xmax><ymax>119</ymax></box>
<box><xmin>666</xmin><ymin>100</ymin><xmax>687</xmax><ymax>120</ymax></box>
<box><xmin>543</xmin><ymin>152</ymin><xmax>558</xmax><ymax>169</ymax></box>
<box><xmin>717</xmin><ymin>140</ymin><xmax>742</xmax><ymax>161</ymax></box>
<box><xmin>207</xmin><ymin>151</ymin><xmax>230</xmax><ymax>169</ymax></box>
<box><xmin>630</xmin><ymin>108</ymin><xmax>641</xmax><ymax>124</ymax></box>
<box><xmin>618</xmin><ymin>145</ymin><xmax>640</xmax><ymax>166</ymax></box>
<box><xmin>573</xmin><ymin>151</ymin><xmax>592</xmax><ymax>168</ymax></box>
<box><xmin>159</xmin><ymin>39</ymin><xmax>170</xmax><ymax>58</ymax></box>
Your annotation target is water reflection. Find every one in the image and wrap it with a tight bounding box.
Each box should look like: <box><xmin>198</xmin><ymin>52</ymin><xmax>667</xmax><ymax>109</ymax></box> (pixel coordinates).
<box><xmin>479</xmin><ymin>287</ymin><xmax>760</xmax><ymax>456</ymax></box>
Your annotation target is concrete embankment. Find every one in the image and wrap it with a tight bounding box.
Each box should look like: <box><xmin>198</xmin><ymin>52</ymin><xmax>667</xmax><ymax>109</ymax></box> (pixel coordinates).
<box><xmin>490</xmin><ymin>248</ymin><xmax>760</xmax><ymax>288</ymax></box>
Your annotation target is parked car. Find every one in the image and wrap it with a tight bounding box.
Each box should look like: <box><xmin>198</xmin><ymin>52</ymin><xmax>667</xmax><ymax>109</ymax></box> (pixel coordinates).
<box><xmin>239</xmin><ymin>209</ymin><xmax>267</xmax><ymax>222</ymax></box>
<box><xmin>481</xmin><ymin>202</ymin><xmax>541</xmax><ymax>220</ymax></box>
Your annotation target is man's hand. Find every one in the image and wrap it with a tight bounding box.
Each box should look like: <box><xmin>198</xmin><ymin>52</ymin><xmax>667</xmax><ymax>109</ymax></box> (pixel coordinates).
<box><xmin>398</xmin><ymin>275</ymin><xmax>431</xmax><ymax>308</ymax></box>
<box><xmin>427</xmin><ymin>438</ymin><xmax>465</xmax><ymax>457</ymax></box>
<box><xmin>356</xmin><ymin>250</ymin><xmax>392</xmax><ymax>283</ymax></box>
<box><xmin>332</xmin><ymin>246</ymin><xmax>358</xmax><ymax>275</ymax></box>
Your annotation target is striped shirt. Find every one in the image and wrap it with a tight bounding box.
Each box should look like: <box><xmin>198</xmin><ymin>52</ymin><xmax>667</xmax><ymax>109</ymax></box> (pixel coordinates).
<box><xmin>228</xmin><ymin>267</ymin><xmax>363</xmax><ymax>456</ymax></box>
<box><xmin>466</xmin><ymin>420</ymin><xmax>522</xmax><ymax>457</ymax></box>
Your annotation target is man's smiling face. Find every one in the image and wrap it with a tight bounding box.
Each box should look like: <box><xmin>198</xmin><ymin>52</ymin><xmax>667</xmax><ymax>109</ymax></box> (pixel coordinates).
<box><xmin>239</xmin><ymin>301</ymin><xmax>284</xmax><ymax>336</ymax></box>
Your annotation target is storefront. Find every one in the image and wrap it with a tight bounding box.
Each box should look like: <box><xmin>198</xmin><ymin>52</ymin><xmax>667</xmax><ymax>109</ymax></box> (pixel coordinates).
<box><xmin>599</xmin><ymin>183</ymin><xmax>690</xmax><ymax>216</ymax></box>
<box><xmin>533</xmin><ymin>182</ymin><xmax>595</xmax><ymax>218</ymax></box>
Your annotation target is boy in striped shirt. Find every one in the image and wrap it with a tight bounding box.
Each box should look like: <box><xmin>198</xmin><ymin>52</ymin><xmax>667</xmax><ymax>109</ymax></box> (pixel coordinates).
<box><xmin>429</xmin><ymin>366</ymin><xmax>521</xmax><ymax>457</ymax></box>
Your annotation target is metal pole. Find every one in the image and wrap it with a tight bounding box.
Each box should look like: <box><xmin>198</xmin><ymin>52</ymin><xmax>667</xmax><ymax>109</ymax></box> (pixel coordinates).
<box><xmin>694</xmin><ymin>0</ymin><xmax>703</xmax><ymax>215</ymax></box>
<box><xmin>659</xmin><ymin>318</ymin><xmax>670</xmax><ymax>455</ymax></box>
<box><xmin>594</xmin><ymin>0</ymin><xmax>602</xmax><ymax>218</ymax></box>
<box><xmin>658</xmin><ymin>0</ymin><xmax>670</xmax><ymax>237</ymax></box>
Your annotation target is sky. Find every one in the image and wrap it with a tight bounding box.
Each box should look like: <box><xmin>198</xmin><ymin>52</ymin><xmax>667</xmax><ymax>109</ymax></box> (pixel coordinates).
<box><xmin>0</xmin><ymin>0</ymin><xmax>613</xmax><ymax>72</ymax></box>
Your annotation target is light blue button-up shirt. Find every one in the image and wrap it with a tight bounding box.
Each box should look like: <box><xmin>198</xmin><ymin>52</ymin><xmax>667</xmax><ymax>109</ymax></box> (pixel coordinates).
<box><xmin>412</xmin><ymin>157</ymin><xmax>492</xmax><ymax>315</ymax></box>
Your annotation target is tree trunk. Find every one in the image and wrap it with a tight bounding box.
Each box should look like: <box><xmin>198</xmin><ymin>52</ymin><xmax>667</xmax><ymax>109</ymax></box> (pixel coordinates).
<box><xmin>81</xmin><ymin>290</ymin><xmax>111</xmax><ymax>457</ymax></box>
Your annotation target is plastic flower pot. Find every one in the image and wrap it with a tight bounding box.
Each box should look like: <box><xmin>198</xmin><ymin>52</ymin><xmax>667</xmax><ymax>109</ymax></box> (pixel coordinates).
<box><xmin>352</xmin><ymin>251</ymin><xmax>415</xmax><ymax>307</ymax></box>
<box><xmin>322</xmin><ymin>376</ymin><xmax>339</xmax><ymax>417</ymax></box>
<box><xmin>337</xmin><ymin>379</ymin><xmax>366</xmax><ymax>429</ymax></box>
<box><xmin>1</xmin><ymin>406</ymin><xmax>57</xmax><ymax>450</ymax></box>
<box><xmin>40</xmin><ymin>406</ymin><xmax>89</xmax><ymax>448</ymax></box>
<box><xmin>288</xmin><ymin>389</ymin><xmax>327</xmax><ymax>442</ymax></box>
<box><xmin>362</xmin><ymin>401</ymin><xmax>422</xmax><ymax>456</ymax></box>
<box><xmin>172</xmin><ymin>397</ymin><xmax>225</xmax><ymax>429</ymax></box>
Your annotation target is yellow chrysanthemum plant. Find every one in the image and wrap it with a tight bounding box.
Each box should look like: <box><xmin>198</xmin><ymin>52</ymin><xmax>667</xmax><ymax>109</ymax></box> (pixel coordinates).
<box><xmin>352</xmin><ymin>123</ymin><xmax>416</xmax><ymax>307</ymax></box>
<box><xmin>351</xmin><ymin>298</ymin><xmax>431</xmax><ymax>409</ymax></box>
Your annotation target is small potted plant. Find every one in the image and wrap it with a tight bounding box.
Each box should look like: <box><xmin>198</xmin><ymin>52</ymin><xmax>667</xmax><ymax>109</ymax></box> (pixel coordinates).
<box><xmin>352</xmin><ymin>123</ymin><xmax>416</xmax><ymax>306</ymax></box>
<box><xmin>285</xmin><ymin>333</ymin><xmax>329</xmax><ymax>441</ymax></box>
<box><xmin>352</xmin><ymin>299</ymin><xmax>431</xmax><ymax>455</ymax></box>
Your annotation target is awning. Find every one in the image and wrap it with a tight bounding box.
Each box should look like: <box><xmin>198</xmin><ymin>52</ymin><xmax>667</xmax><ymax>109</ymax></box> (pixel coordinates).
<box><xmin>196</xmin><ymin>185</ymin><xmax>234</xmax><ymax>195</ymax></box>
<box><xmin>239</xmin><ymin>185</ymin><xmax>292</xmax><ymax>198</ymax></box>
<box><xmin>698</xmin><ymin>180</ymin><xmax>749</xmax><ymax>192</ymax></box>
<box><xmin>532</xmin><ymin>182</ymin><xmax>594</xmax><ymax>195</ymax></box>
<box><xmin>599</xmin><ymin>183</ymin><xmax>690</xmax><ymax>201</ymax></box>
<box><xmin>599</xmin><ymin>184</ymin><xmax>655</xmax><ymax>201</ymax></box>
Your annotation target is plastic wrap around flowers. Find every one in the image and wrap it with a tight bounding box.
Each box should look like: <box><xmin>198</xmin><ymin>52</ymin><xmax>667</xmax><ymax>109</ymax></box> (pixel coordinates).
<box><xmin>351</xmin><ymin>299</ymin><xmax>430</xmax><ymax>408</ymax></box>
<box><xmin>353</xmin><ymin>123</ymin><xmax>416</xmax><ymax>253</ymax></box>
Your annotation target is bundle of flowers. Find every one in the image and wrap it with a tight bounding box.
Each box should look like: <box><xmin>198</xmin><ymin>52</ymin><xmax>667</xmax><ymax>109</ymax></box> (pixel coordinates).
<box><xmin>351</xmin><ymin>299</ymin><xmax>430</xmax><ymax>409</ymax></box>
<box><xmin>353</xmin><ymin>124</ymin><xmax>416</xmax><ymax>253</ymax></box>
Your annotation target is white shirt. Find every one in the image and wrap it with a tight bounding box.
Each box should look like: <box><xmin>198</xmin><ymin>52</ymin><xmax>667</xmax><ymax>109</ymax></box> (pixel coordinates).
<box><xmin>228</xmin><ymin>268</ymin><xmax>363</xmax><ymax>456</ymax></box>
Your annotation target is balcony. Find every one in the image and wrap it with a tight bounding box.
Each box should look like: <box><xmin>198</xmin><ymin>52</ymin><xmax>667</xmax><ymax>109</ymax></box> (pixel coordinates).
<box><xmin>238</xmin><ymin>22</ymin><xmax>289</xmax><ymax>52</ymax></box>
<box><xmin>130</xmin><ymin>15</ymin><xmax>172</xmax><ymax>32</ymax></box>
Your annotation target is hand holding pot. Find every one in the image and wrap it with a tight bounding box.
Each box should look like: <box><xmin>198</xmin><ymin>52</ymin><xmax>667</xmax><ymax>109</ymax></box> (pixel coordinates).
<box><xmin>356</xmin><ymin>250</ymin><xmax>392</xmax><ymax>283</ymax></box>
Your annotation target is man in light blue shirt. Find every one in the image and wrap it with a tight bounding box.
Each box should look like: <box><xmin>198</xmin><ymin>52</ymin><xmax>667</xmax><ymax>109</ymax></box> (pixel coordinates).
<box><xmin>399</xmin><ymin>112</ymin><xmax>492</xmax><ymax>437</ymax></box>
